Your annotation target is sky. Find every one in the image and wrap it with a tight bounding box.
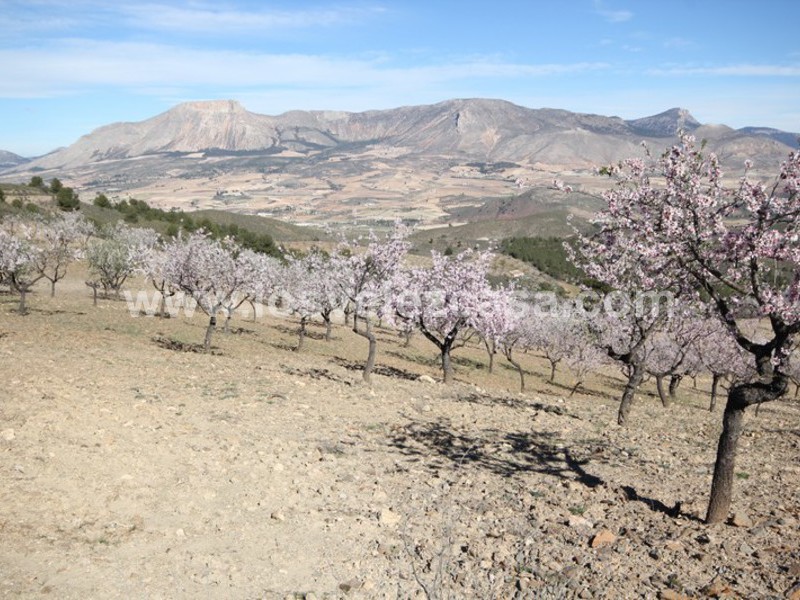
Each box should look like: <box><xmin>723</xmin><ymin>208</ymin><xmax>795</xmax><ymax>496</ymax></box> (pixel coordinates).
<box><xmin>1</xmin><ymin>0</ymin><xmax>799</xmax><ymax>157</ymax></box>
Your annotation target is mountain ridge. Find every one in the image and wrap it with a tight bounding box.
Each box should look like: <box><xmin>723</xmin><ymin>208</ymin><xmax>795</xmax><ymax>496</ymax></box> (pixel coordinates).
<box><xmin>9</xmin><ymin>98</ymin><xmax>795</xmax><ymax>174</ymax></box>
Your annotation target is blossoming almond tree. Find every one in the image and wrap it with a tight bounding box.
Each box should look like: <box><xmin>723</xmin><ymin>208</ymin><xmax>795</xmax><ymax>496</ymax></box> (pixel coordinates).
<box><xmin>29</xmin><ymin>213</ymin><xmax>94</xmax><ymax>297</ymax></box>
<box><xmin>586</xmin><ymin>135</ymin><xmax>800</xmax><ymax>524</ymax></box>
<box><xmin>0</xmin><ymin>225</ymin><xmax>43</xmax><ymax>315</ymax></box>
<box><xmin>162</xmin><ymin>231</ymin><xmax>247</xmax><ymax>350</ymax></box>
<box><xmin>330</xmin><ymin>223</ymin><xmax>410</xmax><ymax>383</ymax></box>
<box><xmin>397</xmin><ymin>249</ymin><xmax>497</xmax><ymax>384</ymax></box>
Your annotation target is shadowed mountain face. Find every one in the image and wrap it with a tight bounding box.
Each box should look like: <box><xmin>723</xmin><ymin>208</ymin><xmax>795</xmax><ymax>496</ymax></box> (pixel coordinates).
<box><xmin>12</xmin><ymin>98</ymin><xmax>796</xmax><ymax>172</ymax></box>
<box><xmin>2</xmin><ymin>99</ymin><xmax>796</xmax><ymax>228</ymax></box>
<box><xmin>0</xmin><ymin>150</ymin><xmax>29</xmax><ymax>169</ymax></box>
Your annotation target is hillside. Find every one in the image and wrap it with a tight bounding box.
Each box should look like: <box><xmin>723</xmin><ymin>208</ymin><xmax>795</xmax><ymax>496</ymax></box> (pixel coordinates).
<box><xmin>1</xmin><ymin>267</ymin><xmax>798</xmax><ymax>598</ymax></box>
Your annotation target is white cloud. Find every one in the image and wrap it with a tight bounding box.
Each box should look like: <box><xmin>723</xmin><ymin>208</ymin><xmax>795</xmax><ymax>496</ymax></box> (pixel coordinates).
<box><xmin>117</xmin><ymin>2</ymin><xmax>386</xmax><ymax>34</ymax></box>
<box><xmin>593</xmin><ymin>1</ymin><xmax>633</xmax><ymax>23</ymax></box>
<box><xmin>0</xmin><ymin>39</ymin><xmax>609</xmax><ymax>99</ymax></box>
<box><xmin>649</xmin><ymin>64</ymin><xmax>800</xmax><ymax>77</ymax></box>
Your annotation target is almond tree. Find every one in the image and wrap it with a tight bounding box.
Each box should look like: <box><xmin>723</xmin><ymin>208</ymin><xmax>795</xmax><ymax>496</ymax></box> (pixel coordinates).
<box><xmin>643</xmin><ymin>309</ymin><xmax>708</xmax><ymax>408</ymax></box>
<box><xmin>86</xmin><ymin>223</ymin><xmax>158</xmax><ymax>298</ymax></box>
<box><xmin>492</xmin><ymin>298</ymin><xmax>538</xmax><ymax>392</ymax></box>
<box><xmin>330</xmin><ymin>223</ymin><xmax>410</xmax><ymax>383</ymax></box>
<box><xmin>585</xmin><ymin>135</ymin><xmax>800</xmax><ymax>524</ymax></box>
<box><xmin>397</xmin><ymin>249</ymin><xmax>497</xmax><ymax>384</ymax></box>
<box><xmin>0</xmin><ymin>225</ymin><xmax>43</xmax><ymax>315</ymax></box>
<box><xmin>33</xmin><ymin>213</ymin><xmax>95</xmax><ymax>297</ymax></box>
<box><xmin>282</xmin><ymin>251</ymin><xmax>344</xmax><ymax>350</ymax></box>
<box><xmin>161</xmin><ymin>231</ymin><xmax>247</xmax><ymax>350</ymax></box>
<box><xmin>693</xmin><ymin>322</ymin><xmax>754</xmax><ymax>411</ymax></box>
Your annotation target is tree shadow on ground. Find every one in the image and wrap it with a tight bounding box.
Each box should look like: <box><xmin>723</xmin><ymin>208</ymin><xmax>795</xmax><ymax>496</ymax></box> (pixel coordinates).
<box><xmin>273</xmin><ymin>323</ymin><xmax>327</xmax><ymax>341</ymax></box>
<box><xmin>329</xmin><ymin>356</ymin><xmax>420</xmax><ymax>381</ymax></box>
<box><xmin>281</xmin><ymin>363</ymin><xmax>353</xmax><ymax>386</ymax></box>
<box><xmin>389</xmin><ymin>417</ymin><xmax>690</xmax><ymax>519</ymax></box>
<box><xmin>453</xmin><ymin>391</ymin><xmax>570</xmax><ymax>415</ymax></box>
<box><xmin>151</xmin><ymin>335</ymin><xmax>222</xmax><ymax>355</ymax></box>
<box><xmin>389</xmin><ymin>417</ymin><xmax>602</xmax><ymax>484</ymax></box>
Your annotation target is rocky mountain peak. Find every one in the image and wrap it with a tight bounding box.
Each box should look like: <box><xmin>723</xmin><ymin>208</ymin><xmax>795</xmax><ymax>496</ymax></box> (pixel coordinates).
<box><xmin>627</xmin><ymin>107</ymin><xmax>701</xmax><ymax>137</ymax></box>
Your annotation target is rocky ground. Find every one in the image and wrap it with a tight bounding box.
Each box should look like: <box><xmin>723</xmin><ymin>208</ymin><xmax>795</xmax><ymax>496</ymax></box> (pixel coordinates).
<box><xmin>1</xmin><ymin>270</ymin><xmax>798</xmax><ymax>599</ymax></box>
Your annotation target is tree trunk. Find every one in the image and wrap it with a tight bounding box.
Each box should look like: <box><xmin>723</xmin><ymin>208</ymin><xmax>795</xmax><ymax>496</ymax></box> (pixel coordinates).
<box><xmin>353</xmin><ymin>315</ymin><xmax>377</xmax><ymax>384</ymax></box>
<box><xmin>795</xmin><ymin>382</ymin><xmax>799</xmax><ymax>398</ymax></box>
<box><xmin>617</xmin><ymin>361</ymin><xmax>645</xmax><ymax>426</ymax></box>
<box><xmin>483</xmin><ymin>339</ymin><xmax>495</xmax><ymax>374</ymax></box>
<box><xmin>18</xmin><ymin>287</ymin><xmax>28</xmax><ymax>315</ymax></box>
<box><xmin>224</xmin><ymin>311</ymin><xmax>232</xmax><ymax>334</ymax></box>
<box><xmin>159</xmin><ymin>293</ymin><xmax>167</xmax><ymax>319</ymax></box>
<box><xmin>568</xmin><ymin>380</ymin><xmax>582</xmax><ymax>398</ymax></box>
<box><xmin>549</xmin><ymin>359</ymin><xmax>557</xmax><ymax>383</ymax></box>
<box><xmin>203</xmin><ymin>314</ymin><xmax>217</xmax><ymax>350</ymax></box>
<box><xmin>441</xmin><ymin>347</ymin><xmax>454</xmax><ymax>385</ymax></box>
<box><xmin>92</xmin><ymin>285</ymin><xmax>98</xmax><ymax>306</ymax></box>
<box><xmin>669</xmin><ymin>374</ymin><xmax>683</xmax><ymax>398</ymax></box>
<box><xmin>506</xmin><ymin>351</ymin><xmax>525</xmax><ymax>392</ymax></box>
<box><xmin>705</xmin><ymin>375</ymin><xmax>787</xmax><ymax>524</ymax></box>
<box><xmin>50</xmin><ymin>280</ymin><xmax>56</xmax><ymax>297</ymax></box>
<box><xmin>296</xmin><ymin>317</ymin><xmax>307</xmax><ymax>352</ymax></box>
<box><xmin>709</xmin><ymin>373</ymin><xmax>721</xmax><ymax>411</ymax></box>
<box><xmin>706</xmin><ymin>391</ymin><xmax>746</xmax><ymax>524</ymax></box>
<box><xmin>403</xmin><ymin>328</ymin><xmax>413</xmax><ymax>347</ymax></box>
<box><xmin>655</xmin><ymin>375</ymin><xmax>671</xmax><ymax>408</ymax></box>
<box><xmin>323</xmin><ymin>314</ymin><xmax>332</xmax><ymax>342</ymax></box>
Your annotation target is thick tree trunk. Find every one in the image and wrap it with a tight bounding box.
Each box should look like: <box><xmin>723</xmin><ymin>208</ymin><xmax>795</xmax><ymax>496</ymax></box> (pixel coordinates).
<box><xmin>705</xmin><ymin>376</ymin><xmax>787</xmax><ymax>524</ymax></box>
<box><xmin>709</xmin><ymin>373</ymin><xmax>721</xmax><ymax>411</ymax></box>
<box><xmin>441</xmin><ymin>347</ymin><xmax>454</xmax><ymax>384</ymax></box>
<box><xmin>617</xmin><ymin>361</ymin><xmax>645</xmax><ymax>426</ymax></box>
<box><xmin>203</xmin><ymin>314</ymin><xmax>216</xmax><ymax>350</ymax></box>
<box><xmin>706</xmin><ymin>392</ymin><xmax>746</xmax><ymax>524</ymax></box>
<box><xmin>656</xmin><ymin>375</ymin><xmax>671</xmax><ymax>408</ymax></box>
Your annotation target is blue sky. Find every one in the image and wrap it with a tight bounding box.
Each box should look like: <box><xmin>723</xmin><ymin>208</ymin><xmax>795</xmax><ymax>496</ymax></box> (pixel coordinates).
<box><xmin>1</xmin><ymin>0</ymin><xmax>799</xmax><ymax>157</ymax></box>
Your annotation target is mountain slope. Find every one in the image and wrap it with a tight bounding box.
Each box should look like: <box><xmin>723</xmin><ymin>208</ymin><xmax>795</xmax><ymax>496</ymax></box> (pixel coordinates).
<box><xmin>17</xmin><ymin>98</ymin><xmax>796</xmax><ymax>173</ymax></box>
<box><xmin>0</xmin><ymin>150</ymin><xmax>29</xmax><ymax>169</ymax></box>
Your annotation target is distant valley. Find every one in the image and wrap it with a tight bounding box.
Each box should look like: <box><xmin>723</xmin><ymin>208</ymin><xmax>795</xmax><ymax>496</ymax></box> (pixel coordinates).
<box><xmin>2</xmin><ymin>98</ymin><xmax>797</xmax><ymax>228</ymax></box>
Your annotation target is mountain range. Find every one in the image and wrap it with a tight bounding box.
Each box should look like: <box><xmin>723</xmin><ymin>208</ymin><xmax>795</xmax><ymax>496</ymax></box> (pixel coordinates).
<box><xmin>2</xmin><ymin>99</ymin><xmax>796</xmax><ymax>226</ymax></box>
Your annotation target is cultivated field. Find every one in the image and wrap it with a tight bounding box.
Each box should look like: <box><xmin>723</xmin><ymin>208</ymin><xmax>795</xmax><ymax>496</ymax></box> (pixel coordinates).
<box><xmin>1</xmin><ymin>267</ymin><xmax>798</xmax><ymax>599</ymax></box>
